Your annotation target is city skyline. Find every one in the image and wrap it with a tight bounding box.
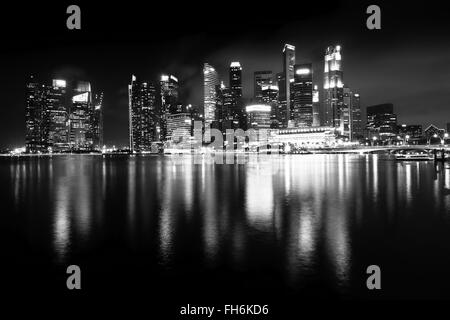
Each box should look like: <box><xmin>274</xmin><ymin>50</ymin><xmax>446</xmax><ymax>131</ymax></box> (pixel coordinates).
<box><xmin>1</xmin><ymin>1</ymin><xmax>450</xmax><ymax>148</ymax></box>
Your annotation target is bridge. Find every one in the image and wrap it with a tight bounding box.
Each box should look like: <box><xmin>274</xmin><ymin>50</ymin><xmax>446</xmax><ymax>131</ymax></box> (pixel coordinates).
<box><xmin>316</xmin><ymin>145</ymin><xmax>450</xmax><ymax>154</ymax></box>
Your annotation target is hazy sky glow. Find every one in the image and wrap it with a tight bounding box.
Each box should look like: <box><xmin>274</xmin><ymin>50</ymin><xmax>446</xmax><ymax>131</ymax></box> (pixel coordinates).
<box><xmin>1</xmin><ymin>0</ymin><xmax>449</xmax><ymax>147</ymax></box>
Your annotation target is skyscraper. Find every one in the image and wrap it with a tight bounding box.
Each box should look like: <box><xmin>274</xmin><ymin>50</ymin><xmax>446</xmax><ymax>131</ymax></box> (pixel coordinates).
<box><xmin>128</xmin><ymin>75</ymin><xmax>158</xmax><ymax>152</ymax></box>
<box><xmin>282</xmin><ymin>44</ymin><xmax>295</xmax><ymax>127</ymax></box>
<box><xmin>323</xmin><ymin>45</ymin><xmax>344</xmax><ymax>130</ymax></box>
<box><xmin>276</xmin><ymin>72</ymin><xmax>287</xmax><ymax>126</ymax></box>
<box><xmin>25</xmin><ymin>77</ymin><xmax>102</xmax><ymax>153</ymax></box>
<box><xmin>43</xmin><ymin>79</ymin><xmax>69</xmax><ymax>152</ymax></box>
<box><xmin>69</xmin><ymin>81</ymin><xmax>92</xmax><ymax>151</ymax></box>
<box><xmin>229</xmin><ymin>62</ymin><xmax>245</xmax><ymax>129</ymax></box>
<box><xmin>312</xmin><ymin>85</ymin><xmax>320</xmax><ymax>127</ymax></box>
<box><xmin>215</xmin><ymin>82</ymin><xmax>234</xmax><ymax>132</ymax></box>
<box><xmin>291</xmin><ymin>64</ymin><xmax>313</xmax><ymax>127</ymax></box>
<box><xmin>261</xmin><ymin>85</ymin><xmax>280</xmax><ymax>128</ymax></box>
<box><xmin>160</xmin><ymin>74</ymin><xmax>179</xmax><ymax>140</ymax></box>
<box><xmin>254</xmin><ymin>71</ymin><xmax>273</xmax><ymax>102</ymax></box>
<box><xmin>203</xmin><ymin>63</ymin><xmax>219</xmax><ymax>126</ymax></box>
<box><xmin>351</xmin><ymin>93</ymin><xmax>362</xmax><ymax>141</ymax></box>
<box><xmin>25</xmin><ymin>76</ymin><xmax>45</xmax><ymax>153</ymax></box>
<box><xmin>92</xmin><ymin>92</ymin><xmax>104</xmax><ymax>149</ymax></box>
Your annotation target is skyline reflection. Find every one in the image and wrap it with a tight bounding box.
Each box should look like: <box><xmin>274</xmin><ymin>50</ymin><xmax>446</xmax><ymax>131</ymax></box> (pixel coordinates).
<box><xmin>3</xmin><ymin>154</ymin><xmax>450</xmax><ymax>297</ymax></box>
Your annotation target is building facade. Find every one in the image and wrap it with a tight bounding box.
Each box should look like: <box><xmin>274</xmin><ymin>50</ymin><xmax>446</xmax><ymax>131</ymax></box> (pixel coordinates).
<box><xmin>291</xmin><ymin>64</ymin><xmax>313</xmax><ymax>127</ymax></box>
<box><xmin>254</xmin><ymin>71</ymin><xmax>273</xmax><ymax>102</ymax></box>
<box><xmin>323</xmin><ymin>45</ymin><xmax>344</xmax><ymax>130</ymax></box>
<box><xmin>282</xmin><ymin>44</ymin><xmax>295</xmax><ymax>127</ymax></box>
<box><xmin>128</xmin><ymin>75</ymin><xmax>158</xmax><ymax>152</ymax></box>
<box><xmin>203</xmin><ymin>63</ymin><xmax>219</xmax><ymax>126</ymax></box>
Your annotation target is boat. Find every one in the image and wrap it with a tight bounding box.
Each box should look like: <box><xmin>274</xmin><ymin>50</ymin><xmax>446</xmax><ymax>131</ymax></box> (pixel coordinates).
<box><xmin>394</xmin><ymin>149</ymin><xmax>434</xmax><ymax>161</ymax></box>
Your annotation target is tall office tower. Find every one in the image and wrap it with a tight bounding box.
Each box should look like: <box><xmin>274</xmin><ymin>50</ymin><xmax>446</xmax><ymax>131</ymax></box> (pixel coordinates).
<box><xmin>43</xmin><ymin>79</ymin><xmax>69</xmax><ymax>152</ymax></box>
<box><xmin>312</xmin><ymin>85</ymin><xmax>320</xmax><ymax>126</ymax></box>
<box><xmin>276</xmin><ymin>72</ymin><xmax>287</xmax><ymax>126</ymax></box>
<box><xmin>261</xmin><ymin>85</ymin><xmax>280</xmax><ymax>128</ymax></box>
<box><xmin>366</xmin><ymin>103</ymin><xmax>398</xmax><ymax>139</ymax></box>
<box><xmin>215</xmin><ymin>82</ymin><xmax>235</xmax><ymax>132</ymax></box>
<box><xmin>254</xmin><ymin>71</ymin><xmax>273</xmax><ymax>102</ymax></box>
<box><xmin>25</xmin><ymin>76</ymin><xmax>45</xmax><ymax>153</ymax></box>
<box><xmin>203</xmin><ymin>63</ymin><xmax>219</xmax><ymax>126</ymax></box>
<box><xmin>323</xmin><ymin>45</ymin><xmax>344</xmax><ymax>130</ymax></box>
<box><xmin>341</xmin><ymin>87</ymin><xmax>352</xmax><ymax>137</ymax></box>
<box><xmin>282</xmin><ymin>44</ymin><xmax>296</xmax><ymax>126</ymax></box>
<box><xmin>229</xmin><ymin>62</ymin><xmax>245</xmax><ymax>129</ymax></box>
<box><xmin>160</xmin><ymin>74</ymin><xmax>179</xmax><ymax>140</ymax></box>
<box><xmin>291</xmin><ymin>64</ymin><xmax>313</xmax><ymax>127</ymax></box>
<box><xmin>351</xmin><ymin>93</ymin><xmax>362</xmax><ymax>141</ymax></box>
<box><xmin>69</xmin><ymin>81</ymin><xmax>93</xmax><ymax>151</ymax></box>
<box><xmin>92</xmin><ymin>92</ymin><xmax>104</xmax><ymax>150</ymax></box>
<box><xmin>128</xmin><ymin>75</ymin><xmax>158</xmax><ymax>153</ymax></box>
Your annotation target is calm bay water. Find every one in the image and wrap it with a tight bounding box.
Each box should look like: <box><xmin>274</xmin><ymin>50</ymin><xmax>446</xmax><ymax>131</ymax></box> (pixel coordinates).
<box><xmin>1</xmin><ymin>154</ymin><xmax>450</xmax><ymax>301</ymax></box>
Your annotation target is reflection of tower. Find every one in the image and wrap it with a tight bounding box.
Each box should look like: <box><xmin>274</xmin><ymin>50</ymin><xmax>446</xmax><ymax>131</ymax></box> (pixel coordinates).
<box><xmin>323</xmin><ymin>45</ymin><xmax>344</xmax><ymax>130</ymax></box>
<box><xmin>203</xmin><ymin>63</ymin><xmax>219</xmax><ymax>126</ymax></box>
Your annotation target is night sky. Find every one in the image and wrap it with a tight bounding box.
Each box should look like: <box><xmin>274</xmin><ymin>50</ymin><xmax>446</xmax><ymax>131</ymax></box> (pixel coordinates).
<box><xmin>1</xmin><ymin>0</ymin><xmax>450</xmax><ymax>148</ymax></box>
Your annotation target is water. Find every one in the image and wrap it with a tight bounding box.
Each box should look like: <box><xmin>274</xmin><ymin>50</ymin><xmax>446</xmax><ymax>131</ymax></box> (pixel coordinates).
<box><xmin>1</xmin><ymin>154</ymin><xmax>450</xmax><ymax>303</ymax></box>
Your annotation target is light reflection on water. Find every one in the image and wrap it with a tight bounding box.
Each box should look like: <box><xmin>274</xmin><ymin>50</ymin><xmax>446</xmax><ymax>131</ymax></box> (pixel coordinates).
<box><xmin>4</xmin><ymin>154</ymin><xmax>450</xmax><ymax>297</ymax></box>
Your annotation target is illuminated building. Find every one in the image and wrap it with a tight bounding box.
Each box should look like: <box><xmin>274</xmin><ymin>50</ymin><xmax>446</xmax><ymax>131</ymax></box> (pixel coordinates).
<box><xmin>312</xmin><ymin>85</ymin><xmax>320</xmax><ymax>126</ymax></box>
<box><xmin>215</xmin><ymin>82</ymin><xmax>236</xmax><ymax>132</ymax></box>
<box><xmin>323</xmin><ymin>45</ymin><xmax>344</xmax><ymax>129</ymax></box>
<box><xmin>341</xmin><ymin>87</ymin><xmax>352</xmax><ymax>137</ymax></box>
<box><xmin>261</xmin><ymin>85</ymin><xmax>280</xmax><ymax>128</ymax></box>
<box><xmin>291</xmin><ymin>63</ymin><xmax>313</xmax><ymax>127</ymax></box>
<box><xmin>25</xmin><ymin>76</ymin><xmax>45</xmax><ymax>153</ymax></box>
<box><xmin>43</xmin><ymin>79</ymin><xmax>69</xmax><ymax>152</ymax></box>
<box><xmin>160</xmin><ymin>74</ymin><xmax>179</xmax><ymax>140</ymax></box>
<box><xmin>128</xmin><ymin>75</ymin><xmax>158</xmax><ymax>152</ymax></box>
<box><xmin>25</xmin><ymin>77</ymin><xmax>102</xmax><ymax>153</ymax></box>
<box><xmin>229</xmin><ymin>62</ymin><xmax>246</xmax><ymax>129</ymax></box>
<box><xmin>166</xmin><ymin>113</ymin><xmax>192</xmax><ymax>143</ymax></box>
<box><xmin>351</xmin><ymin>93</ymin><xmax>362</xmax><ymax>140</ymax></box>
<box><xmin>254</xmin><ymin>71</ymin><xmax>273</xmax><ymax>102</ymax></box>
<box><xmin>270</xmin><ymin>126</ymin><xmax>337</xmax><ymax>148</ymax></box>
<box><xmin>92</xmin><ymin>92</ymin><xmax>104</xmax><ymax>150</ymax></box>
<box><xmin>246</xmin><ymin>104</ymin><xmax>272</xmax><ymax>129</ymax></box>
<box><xmin>276</xmin><ymin>72</ymin><xmax>287</xmax><ymax>126</ymax></box>
<box><xmin>203</xmin><ymin>63</ymin><xmax>219</xmax><ymax>126</ymax></box>
<box><xmin>397</xmin><ymin>124</ymin><xmax>422</xmax><ymax>142</ymax></box>
<box><xmin>366</xmin><ymin>103</ymin><xmax>398</xmax><ymax>139</ymax></box>
<box><xmin>282</xmin><ymin>44</ymin><xmax>295</xmax><ymax>127</ymax></box>
<box><xmin>69</xmin><ymin>81</ymin><xmax>92</xmax><ymax>151</ymax></box>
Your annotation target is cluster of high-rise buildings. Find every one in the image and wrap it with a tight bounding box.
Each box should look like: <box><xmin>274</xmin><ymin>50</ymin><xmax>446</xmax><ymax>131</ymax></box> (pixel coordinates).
<box><xmin>25</xmin><ymin>76</ymin><xmax>103</xmax><ymax>153</ymax></box>
<box><xmin>128</xmin><ymin>74</ymin><xmax>202</xmax><ymax>153</ymax></box>
<box><xmin>204</xmin><ymin>44</ymin><xmax>363</xmax><ymax>144</ymax></box>
<box><xmin>25</xmin><ymin>43</ymin><xmax>448</xmax><ymax>154</ymax></box>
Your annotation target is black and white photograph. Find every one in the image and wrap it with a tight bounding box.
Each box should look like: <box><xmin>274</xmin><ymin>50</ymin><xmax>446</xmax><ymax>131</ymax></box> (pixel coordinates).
<box><xmin>1</xmin><ymin>0</ymin><xmax>450</xmax><ymax>316</ymax></box>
